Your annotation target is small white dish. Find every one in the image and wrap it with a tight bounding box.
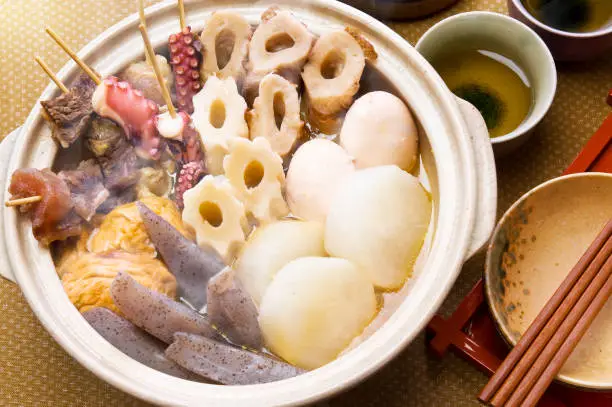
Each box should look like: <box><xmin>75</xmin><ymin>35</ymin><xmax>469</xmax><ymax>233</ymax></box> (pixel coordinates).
<box><xmin>416</xmin><ymin>12</ymin><xmax>557</xmax><ymax>156</ymax></box>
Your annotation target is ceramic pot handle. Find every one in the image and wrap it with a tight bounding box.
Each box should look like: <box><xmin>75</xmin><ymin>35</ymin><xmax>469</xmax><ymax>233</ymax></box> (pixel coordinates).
<box><xmin>0</xmin><ymin>127</ymin><xmax>21</xmax><ymax>283</ymax></box>
<box><xmin>455</xmin><ymin>96</ymin><xmax>498</xmax><ymax>258</ymax></box>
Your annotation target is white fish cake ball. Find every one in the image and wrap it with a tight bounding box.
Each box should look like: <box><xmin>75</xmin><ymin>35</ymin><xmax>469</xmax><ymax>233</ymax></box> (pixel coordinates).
<box><xmin>285</xmin><ymin>139</ymin><xmax>355</xmax><ymax>222</ymax></box>
<box><xmin>258</xmin><ymin>257</ymin><xmax>376</xmax><ymax>370</ymax></box>
<box><xmin>324</xmin><ymin>165</ymin><xmax>431</xmax><ymax>290</ymax></box>
<box><xmin>235</xmin><ymin>220</ymin><xmax>326</xmax><ymax>306</ymax></box>
<box><xmin>340</xmin><ymin>91</ymin><xmax>418</xmax><ymax>171</ymax></box>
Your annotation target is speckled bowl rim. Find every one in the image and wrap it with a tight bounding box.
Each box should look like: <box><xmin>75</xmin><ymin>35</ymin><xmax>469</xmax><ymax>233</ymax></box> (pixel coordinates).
<box><xmin>509</xmin><ymin>0</ymin><xmax>612</xmax><ymax>38</ymax></box>
<box><xmin>484</xmin><ymin>172</ymin><xmax>612</xmax><ymax>390</ymax></box>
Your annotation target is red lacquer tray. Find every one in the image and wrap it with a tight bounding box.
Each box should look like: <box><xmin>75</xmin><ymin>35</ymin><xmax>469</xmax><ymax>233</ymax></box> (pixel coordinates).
<box><xmin>426</xmin><ymin>91</ymin><xmax>612</xmax><ymax>407</ymax></box>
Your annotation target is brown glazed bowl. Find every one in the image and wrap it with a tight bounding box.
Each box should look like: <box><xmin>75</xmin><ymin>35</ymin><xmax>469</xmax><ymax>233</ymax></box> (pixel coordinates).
<box><xmin>485</xmin><ymin>173</ymin><xmax>612</xmax><ymax>390</ymax></box>
<box><xmin>508</xmin><ymin>0</ymin><xmax>612</xmax><ymax>61</ymax></box>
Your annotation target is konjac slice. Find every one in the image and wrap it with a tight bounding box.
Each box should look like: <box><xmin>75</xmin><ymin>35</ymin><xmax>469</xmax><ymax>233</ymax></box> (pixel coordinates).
<box><xmin>166</xmin><ymin>333</ymin><xmax>305</xmax><ymax>385</ymax></box>
<box><xmin>207</xmin><ymin>267</ymin><xmax>262</xmax><ymax>349</ymax></box>
<box><xmin>199</xmin><ymin>11</ymin><xmax>252</xmax><ymax>86</ymax></box>
<box><xmin>248</xmin><ymin>73</ymin><xmax>303</xmax><ymax>157</ymax></box>
<box><xmin>110</xmin><ymin>272</ymin><xmax>220</xmax><ymax>344</ymax></box>
<box><xmin>83</xmin><ymin>307</ymin><xmax>198</xmax><ymax>380</ymax></box>
<box><xmin>137</xmin><ymin>202</ymin><xmax>226</xmax><ymax>311</ymax></box>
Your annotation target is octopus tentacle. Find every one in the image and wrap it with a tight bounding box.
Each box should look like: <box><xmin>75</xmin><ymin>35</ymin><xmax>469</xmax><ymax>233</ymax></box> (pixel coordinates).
<box><xmin>169</xmin><ymin>27</ymin><xmax>202</xmax><ymax>114</ymax></box>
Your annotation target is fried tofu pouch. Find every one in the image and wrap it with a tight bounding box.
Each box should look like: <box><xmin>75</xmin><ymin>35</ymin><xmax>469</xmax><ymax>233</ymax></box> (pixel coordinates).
<box><xmin>59</xmin><ymin>251</ymin><xmax>177</xmax><ymax>314</ymax></box>
<box><xmin>89</xmin><ymin>196</ymin><xmax>193</xmax><ymax>256</ymax></box>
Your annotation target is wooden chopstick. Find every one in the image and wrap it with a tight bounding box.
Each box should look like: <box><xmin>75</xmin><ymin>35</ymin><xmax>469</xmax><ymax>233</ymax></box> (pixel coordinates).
<box><xmin>479</xmin><ymin>219</ymin><xmax>612</xmax><ymax>402</ymax></box>
<box><xmin>522</xmin><ymin>258</ymin><xmax>612</xmax><ymax>406</ymax></box>
<box><xmin>499</xmin><ymin>240</ymin><xmax>612</xmax><ymax>406</ymax></box>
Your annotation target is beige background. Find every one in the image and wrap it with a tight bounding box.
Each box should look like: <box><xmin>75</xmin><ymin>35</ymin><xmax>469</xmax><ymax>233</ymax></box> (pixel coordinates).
<box><xmin>1</xmin><ymin>0</ymin><xmax>611</xmax><ymax>405</ymax></box>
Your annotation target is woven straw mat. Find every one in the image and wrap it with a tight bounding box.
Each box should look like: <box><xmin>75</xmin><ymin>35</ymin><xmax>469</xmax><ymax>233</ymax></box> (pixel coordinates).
<box><xmin>1</xmin><ymin>0</ymin><xmax>611</xmax><ymax>405</ymax></box>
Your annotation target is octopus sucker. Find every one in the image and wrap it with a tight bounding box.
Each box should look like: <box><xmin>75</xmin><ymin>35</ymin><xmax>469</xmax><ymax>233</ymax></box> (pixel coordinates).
<box><xmin>175</xmin><ymin>160</ymin><xmax>206</xmax><ymax>209</ymax></box>
<box><xmin>248</xmin><ymin>73</ymin><xmax>303</xmax><ymax>157</ymax></box>
<box><xmin>199</xmin><ymin>11</ymin><xmax>252</xmax><ymax>87</ymax></box>
<box><xmin>301</xmin><ymin>29</ymin><xmax>366</xmax><ymax>134</ymax></box>
<box><xmin>169</xmin><ymin>27</ymin><xmax>202</xmax><ymax>114</ymax></box>
<box><xmin>245</xmin><ymin>8</ymin><xmax>315</xmax><ymax>104</ymax></box>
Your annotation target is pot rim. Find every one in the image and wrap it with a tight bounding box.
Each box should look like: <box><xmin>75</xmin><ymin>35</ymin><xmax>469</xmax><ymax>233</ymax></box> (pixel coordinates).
<box><xmin>3</xmin><ymin>0</ymin><xmax>485</xmax><ymax>405</ymax></box>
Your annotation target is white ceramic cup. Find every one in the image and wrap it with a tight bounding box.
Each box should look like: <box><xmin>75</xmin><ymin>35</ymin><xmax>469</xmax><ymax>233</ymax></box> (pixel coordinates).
<box><xmin>416</xmin><ymin>11</ymin><xmax>557</xmax><ymax>156</ymax></box>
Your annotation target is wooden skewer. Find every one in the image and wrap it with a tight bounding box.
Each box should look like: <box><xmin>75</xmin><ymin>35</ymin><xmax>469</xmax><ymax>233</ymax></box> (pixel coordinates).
<box><xmin>35</xmin><ymin>57</ymin><xmax>69</xmax><ymax>93</ymax></box>
<box><xmin>138</xmin><ymin>0</ymin><xmax>152</xmax><ymax>65</ymax></box>
<box><xmin>45</xmin><ymin>27</ymin><xmax>101</xmax><ymax>85</ymax></box>
<box><xmin>178</xmin><ymin>0</ymin><xmax>186</xmax><ymax>31</ymax></box>
<box><xmin>479</xmin><ymin>219</ymin><xmax>612</xmax><ymax>407</ymax></box>
<box><xmin>138</xmin><ymin>24</ymin><xmax>177</xmax><ymax>118</ymax></box>
<box><xmin>5</xmin><ymin>196</ymin><xmax>43</xmax><ymax>207</ymax></box>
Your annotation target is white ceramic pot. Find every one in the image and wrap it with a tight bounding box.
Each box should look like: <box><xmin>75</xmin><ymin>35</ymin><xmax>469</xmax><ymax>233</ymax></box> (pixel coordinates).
<box><xmin>0</xmin><ymin>1</ymin><xmax>497</xmax><ymax>405</ymax></box>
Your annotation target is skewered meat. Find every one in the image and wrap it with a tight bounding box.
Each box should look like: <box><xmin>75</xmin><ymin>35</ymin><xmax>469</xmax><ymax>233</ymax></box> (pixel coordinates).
<box><xmin>199</xmin><ymin>11</ymin><xmax>252</xmax><ymax>86</ymax></box>
<box><xmin>8</xmin><ymin>168</ymin><xmax>79</xmax><ymax>244</ymax></box>
<box><xmin>192</xmin><ymin>76</ymin><xmax>248</xmax><ymax>175</ymax></box>
<box><xmin>97</xmin><ymin>188</ymin><xmax>137</xmax><ymax>214</ymax></box>
<box><xmin>96</xmin><ymin>138</ymin><xmax>141</xmax><ymax>191</ymax></box>
<box><xmin>110</xmin><ymin>272</ymin><xmax>220</xmax><ymax>344</ymax></box>
<box><xmin>46</xmin><ymin>211</ymin><xmax>85</xmax><ymax>245</ymax></box>
<box><xmin>245</xmin><ymin>8</ymin><xmax>315</xmax><ymax>104</ymax></box>
<box><xmin>169</xmin><ymin>27</ymin><xmax>202</xmax><ymax>113</ymax></box>
<box><xmin>92</xmin><ymin>76</ymin><xmax>163</xmax><ymax>160</ymax></box>
<box><xmin>40</xmin><ymin>75</ymin><xmax>96</xmax><ymax>148</ymax></box>
<box><xmin>58</xmin><ymin>159</ymin><xmax>110</xmax><ymax>221</ymax></box>
<box><xmin>301</xmin><ymin>30</ymin><xmax>366</xmax><ymax>134</ymax></box>
<box><xmin>175</xmin><ymin>160</ymin><xmax>206</xmax><ymax>209</ymax></box>
<box><xmin>207</xmin><ymin>267</ymin><xmax>263</xmax><ymax>349</ymax></box>
<box><xmin>138</xmin><ymin>202</ymin><xmax>225</xmax><ymax>310</ymax></box>
<box><xmin>119</xmin><ymin>55</ymin><xmax>174</xmax><ymax>106</ymax></box>
<box><xmin>83</xmin><ymin>307</ymin><xmax>199</xmax><ymax>380</ymax></box>
<box><xmin>166</xmin><ymin>333</ymin><xmax>305</xmax><ymax>385</ymax></box>
<box><xmin>60</xmin><ymin>251</ymin><xmax>177</xmax><ymax>313</ymax></box>
<box><xmin>85</xmin><ymin>117</ymin><xmax>127</xmax><ymax>158</ymax></box>
<box><xmin>248</xmin><ymin>73</ymin><xmax>303</xmax><ymax>157</ymax></box>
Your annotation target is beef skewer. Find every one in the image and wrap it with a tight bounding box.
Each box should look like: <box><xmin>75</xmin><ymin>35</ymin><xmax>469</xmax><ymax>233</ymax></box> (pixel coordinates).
<box><xmin>5</xmin><ymin>56</ymin><xmax>71</xmax><ymax>208</ymax></box>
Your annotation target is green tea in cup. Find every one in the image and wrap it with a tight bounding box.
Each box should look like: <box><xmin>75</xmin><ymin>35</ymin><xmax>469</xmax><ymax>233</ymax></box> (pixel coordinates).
<box><xmin>431</xmin><ymin>49</ymin><xmax>533</xmax><ymax>139</ymax></box>
<box><xmin>522</xmin><ymin>0</ymin><xmax>612</xmax><ymax>33</ymax></box>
